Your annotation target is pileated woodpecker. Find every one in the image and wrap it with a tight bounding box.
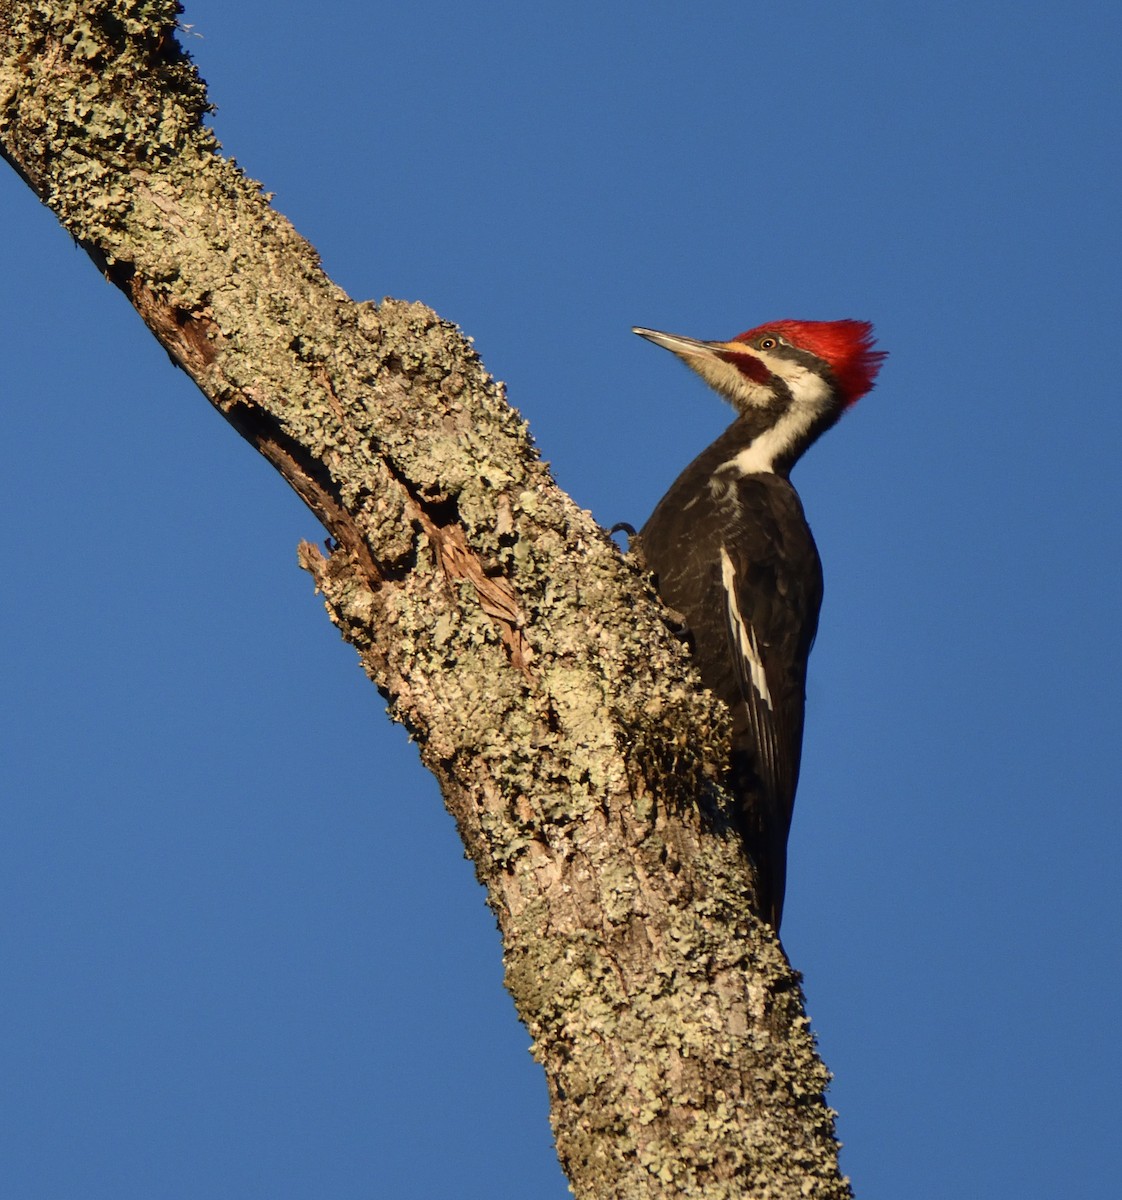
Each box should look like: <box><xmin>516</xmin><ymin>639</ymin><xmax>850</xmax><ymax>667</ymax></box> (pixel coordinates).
<box><xmin>635</xmin><ymin>319</ymin><xmax>885</xmax><ymax>929</ymax></box>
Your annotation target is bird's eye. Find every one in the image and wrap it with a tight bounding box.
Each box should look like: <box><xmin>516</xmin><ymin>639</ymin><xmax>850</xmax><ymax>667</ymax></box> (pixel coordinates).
<box><xmin>758</xmin><ymin>336</ymin><xmax>778</xmax><ymax>350</ymax></box>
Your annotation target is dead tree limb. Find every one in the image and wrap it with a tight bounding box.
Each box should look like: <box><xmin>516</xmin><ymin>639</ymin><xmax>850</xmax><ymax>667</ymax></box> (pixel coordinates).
<box><xmin>0</xmin><ymin>4</ymin><xmax>850</xmax><ymax>1196</ymax></box>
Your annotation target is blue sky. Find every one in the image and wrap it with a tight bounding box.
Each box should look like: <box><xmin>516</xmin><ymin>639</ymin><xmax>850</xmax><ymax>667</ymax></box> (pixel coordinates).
<box><xmin>2</xmin><ymin>2</ymin><xmax>1120</xmax><ymax>1196</ymax></box>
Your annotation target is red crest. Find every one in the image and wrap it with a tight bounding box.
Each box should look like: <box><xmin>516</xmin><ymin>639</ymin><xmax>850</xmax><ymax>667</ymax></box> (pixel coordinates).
<box><xmin>735</xmin><ymin>319</ymin><xmax>886</xmax><ymax>406</ymax></box>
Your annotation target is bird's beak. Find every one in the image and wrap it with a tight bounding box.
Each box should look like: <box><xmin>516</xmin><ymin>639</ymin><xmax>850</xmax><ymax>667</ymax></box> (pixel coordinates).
<box><xmin>632</xmin><ymin>327</ymin><xmax>722</xmax><ymax>360</ymax></box>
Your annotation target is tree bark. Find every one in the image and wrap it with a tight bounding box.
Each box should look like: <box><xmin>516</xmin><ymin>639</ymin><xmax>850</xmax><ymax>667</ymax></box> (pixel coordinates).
<box><xmin>0</xmin><ymin>4</ymin><xmax>851</xmax><ymax>1196</ymax></box>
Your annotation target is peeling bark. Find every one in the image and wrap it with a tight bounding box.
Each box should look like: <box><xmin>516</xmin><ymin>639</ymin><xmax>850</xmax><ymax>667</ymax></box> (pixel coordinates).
<box><xmin>0</xmin><ymin>4</ymin><xmax>853</xmax><ymax>1197</ymax></box>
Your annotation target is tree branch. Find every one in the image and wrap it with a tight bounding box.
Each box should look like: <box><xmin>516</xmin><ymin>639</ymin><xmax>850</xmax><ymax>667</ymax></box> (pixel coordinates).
<box><xmin>0</xmin><ymin>3</ymin><xmax>851</xmax><ymax>1196</ymax></box>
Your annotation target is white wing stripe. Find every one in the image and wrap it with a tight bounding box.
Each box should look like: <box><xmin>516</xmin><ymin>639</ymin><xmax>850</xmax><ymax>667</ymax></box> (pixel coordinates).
<box><xmin>719</xmin><ymin>546</ymin><xmax>773</xmax><ymax>711</ymax></box>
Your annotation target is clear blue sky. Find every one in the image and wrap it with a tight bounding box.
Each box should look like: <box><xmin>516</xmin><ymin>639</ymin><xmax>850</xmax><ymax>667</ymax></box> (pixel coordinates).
<box><xmin>2</xmin><ymin>3</ymin><xmax>1120</xmax><ymax>1196</ymax></box>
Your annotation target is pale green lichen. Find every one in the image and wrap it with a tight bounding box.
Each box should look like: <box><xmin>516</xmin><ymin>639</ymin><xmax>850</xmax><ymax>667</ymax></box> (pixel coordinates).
<box><xmin>0</xmin><ymin>5</ymin><xmax>851</xmax><ymax>1196</ymax></box>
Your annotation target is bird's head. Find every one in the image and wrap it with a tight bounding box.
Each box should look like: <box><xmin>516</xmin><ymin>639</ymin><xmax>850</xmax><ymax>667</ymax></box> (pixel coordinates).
<box><xmin>633</xmin><ymin>319</ymin><xmax>886</xmax><ymax>420</ymax></box>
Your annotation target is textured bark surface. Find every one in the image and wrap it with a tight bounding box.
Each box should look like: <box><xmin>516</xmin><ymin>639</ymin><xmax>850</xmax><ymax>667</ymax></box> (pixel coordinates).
<box><xmin>0</xmin><ymin>4</ymin><xmax>852</xmax><ymax>1196</ymax></box>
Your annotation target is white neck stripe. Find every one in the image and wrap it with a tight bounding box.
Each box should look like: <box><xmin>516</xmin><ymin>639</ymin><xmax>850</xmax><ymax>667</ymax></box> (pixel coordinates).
<box><xmin>721</xmin><ymin>360</ymin><xmax>833</xmax><ymax>475</ymax></box>
<box><xmin>723</xmin><ymin>406</ymin><xmax>814</xmax><ymax>474</ymax></box>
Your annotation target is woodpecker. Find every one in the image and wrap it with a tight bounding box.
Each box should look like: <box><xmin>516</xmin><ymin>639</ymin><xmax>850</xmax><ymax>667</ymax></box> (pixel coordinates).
<box><xmin>635</xmin><ymin>319</ymin><xmax>885</xmax><ymax>929</ymax></box>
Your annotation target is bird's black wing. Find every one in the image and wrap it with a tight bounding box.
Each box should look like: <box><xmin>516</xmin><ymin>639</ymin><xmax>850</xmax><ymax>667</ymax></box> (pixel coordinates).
<box><xmin>719</xmin><ymin>476</ymin><xmax>824</xmax><ymax>926</ymax></box>
<box><xmin>639</xmin><ymin>464</ymin><xmax>823</xmax><ymax>928</ymax></box>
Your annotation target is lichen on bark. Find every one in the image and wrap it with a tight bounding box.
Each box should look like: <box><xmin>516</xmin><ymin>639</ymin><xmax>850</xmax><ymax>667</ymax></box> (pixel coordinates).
<box><xmin>0</xmin><ymin>4</ymin><xmax>853</xmax><ymax>1197</ymax></box>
